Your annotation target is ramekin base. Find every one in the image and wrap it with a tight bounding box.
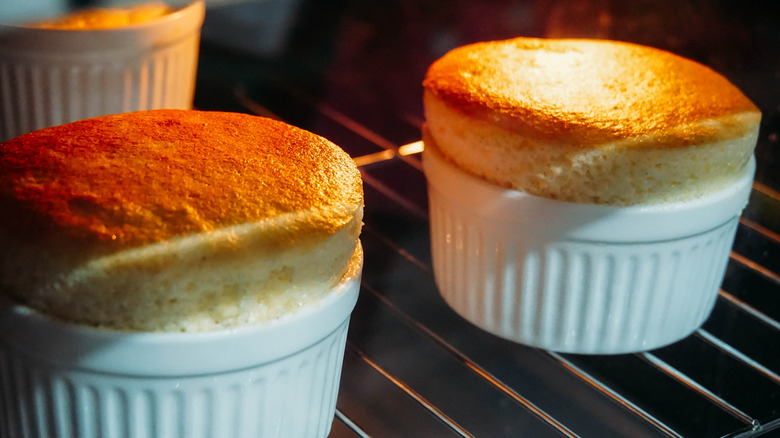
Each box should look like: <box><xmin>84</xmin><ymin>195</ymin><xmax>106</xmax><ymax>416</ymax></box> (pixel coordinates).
<box><xmin>423</xmin><ymin>140</ymin><xmax>753</xmax><ymax>354</ymax></box>
<box><xmin>0</xmin><ymin>265</ymin><xmax>361</xmax><ymax>438</ymax></box>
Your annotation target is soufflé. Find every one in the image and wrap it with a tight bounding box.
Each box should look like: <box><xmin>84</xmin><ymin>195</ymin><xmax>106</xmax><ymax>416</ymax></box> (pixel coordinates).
<box><xmin>422</xmin><ymin>37</ymin><xmax>760</xmax><ymax>353</ymax></box>
<box><xmin>0</xmin><ymin>109</ymin><xmax>364</xmax><ymax>332</ymax></box>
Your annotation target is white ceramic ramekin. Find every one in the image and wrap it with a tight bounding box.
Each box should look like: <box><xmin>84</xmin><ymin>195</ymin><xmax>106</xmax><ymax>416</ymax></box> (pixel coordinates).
<box><xmin>423</xmin><ymin>140</ymin><xmax>754</xmax><ymax>354</ymax></box>
<box><xmin>0</xmin><ymin>262</ymin><xmax>361</xmax><ymax>438</ymax></box>
<box><xmin>0</xmin><ymin>0</ymin><xmax>204</xmax><ymax>142</ymax></box>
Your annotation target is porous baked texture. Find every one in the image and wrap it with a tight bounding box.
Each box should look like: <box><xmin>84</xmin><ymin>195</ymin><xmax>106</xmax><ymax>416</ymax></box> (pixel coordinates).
<box><xmin>0</xmin><ymin>109</ymin><xmax>363</xmax><ymax>331</ymax></box>
<box><xmin>422</xmin><ymin>37</ymin><xmax>761</xmax><ymax>205</ymax></box>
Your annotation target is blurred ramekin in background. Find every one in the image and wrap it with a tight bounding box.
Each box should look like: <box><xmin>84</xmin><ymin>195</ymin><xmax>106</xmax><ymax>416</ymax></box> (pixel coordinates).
<box><xmin>0</xmin><ymin>0</ymin><xmax>204</xmax><ymax>141</ymax></box>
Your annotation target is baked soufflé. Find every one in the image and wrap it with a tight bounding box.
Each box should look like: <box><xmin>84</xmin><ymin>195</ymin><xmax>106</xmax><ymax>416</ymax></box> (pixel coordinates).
<box><xmin>0</xmin><ymin>109</ymin><xmax>363</xmax><ymax>331</ymax></box>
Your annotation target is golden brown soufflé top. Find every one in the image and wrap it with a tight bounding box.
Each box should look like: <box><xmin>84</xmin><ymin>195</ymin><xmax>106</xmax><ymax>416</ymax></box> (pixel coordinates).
<box><xmin>0</xmin><ymin>109</ymin><xmax>363</xmax><ymax>249</ymax></box>
<box><xmin>422</xmin><ymin>37</ymin><xmax>760</xmax><ymax>147</ymax></box>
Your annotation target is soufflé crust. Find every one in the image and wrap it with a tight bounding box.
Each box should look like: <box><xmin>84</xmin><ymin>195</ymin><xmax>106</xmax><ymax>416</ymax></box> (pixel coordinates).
<box><xmin>422</xmin><ymin>37</ymin><xmax>761</xmax><ymax>205</ymax></box>
<box><xmin>0</xmin><ymin>109</ymin><xmax>363</xmax><ymax>331</ymax></box>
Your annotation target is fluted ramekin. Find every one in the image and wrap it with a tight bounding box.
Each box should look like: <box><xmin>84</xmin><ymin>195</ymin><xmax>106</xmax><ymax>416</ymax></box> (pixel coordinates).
<box><xmin>0</xmin><ymin>260</ymin><xmax>361</xmax><ymax>438</ymax></box>
<box><xmin>423</xmin><ymin>140</ymin><xmax>754</xmax><ymax>354</ymax></box>
<box><xmin>0</xmin><ymin>0</ymin><xmax>204</xmax><ymax>142</ymax></box>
